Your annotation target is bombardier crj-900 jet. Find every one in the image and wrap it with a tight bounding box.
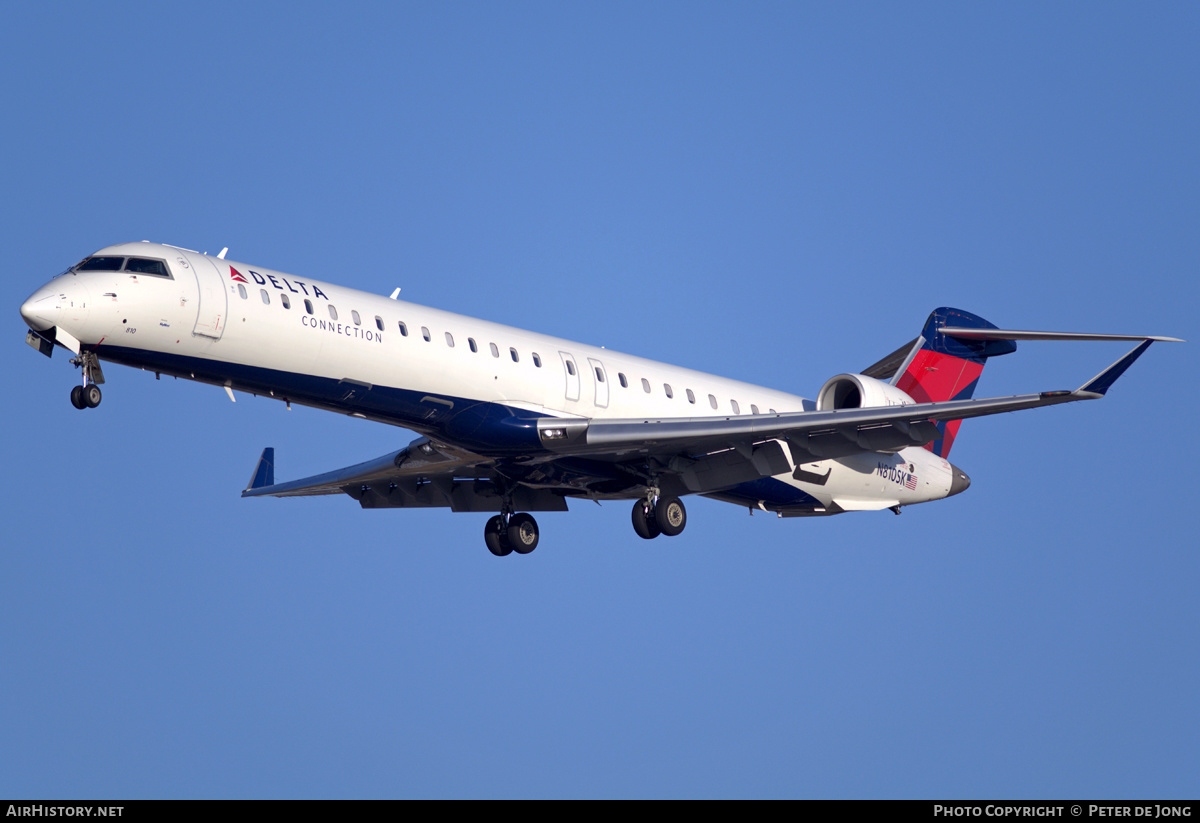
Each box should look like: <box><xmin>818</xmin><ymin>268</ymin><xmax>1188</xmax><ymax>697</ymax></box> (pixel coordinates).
<box><xmin>20</xmin><ymin>241</ymin><xmax>1182</xmax><ymax>555</ymax></box>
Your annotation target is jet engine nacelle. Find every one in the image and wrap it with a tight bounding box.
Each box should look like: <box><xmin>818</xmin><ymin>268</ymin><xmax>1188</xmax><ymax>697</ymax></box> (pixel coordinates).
<box><xmin>817</xmin><ymin>373</ymin><xmax>917</xmax><ymax>411</ymax></box>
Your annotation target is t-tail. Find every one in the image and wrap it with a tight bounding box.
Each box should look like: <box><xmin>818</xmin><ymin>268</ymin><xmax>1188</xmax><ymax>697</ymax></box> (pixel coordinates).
<box><xmin>893</xmin><ymin>308</ymin><xmax>1017</xmax><ymax>458</ymax></box>
<box><xmin>878</xmin><ymin>307</ymin><xmax>1184</xmax><ymax>458</ymax></box>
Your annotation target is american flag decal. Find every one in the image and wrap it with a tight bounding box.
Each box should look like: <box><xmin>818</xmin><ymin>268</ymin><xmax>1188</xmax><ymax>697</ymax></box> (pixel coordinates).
<box><xmin>905</xmin><ymin>473</ymin><xmax>918</xmax><ymax>491</ymax></box>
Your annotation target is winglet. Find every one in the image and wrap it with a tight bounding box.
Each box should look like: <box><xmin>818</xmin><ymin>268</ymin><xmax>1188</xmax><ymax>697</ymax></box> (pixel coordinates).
<box><xmin>1075</xmin><ymin>340</ymin><xmax>1155</xmax><ymax>397</ymax></box>
<box><xmin>246</xmin><ymin>448</ymin><xmax>275</xmax><ymax>491</ymax></box>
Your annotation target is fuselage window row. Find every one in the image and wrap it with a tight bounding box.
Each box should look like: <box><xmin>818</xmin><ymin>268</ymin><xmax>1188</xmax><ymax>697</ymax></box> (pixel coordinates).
<box><xmin>106</xmin><ymin>258</ymin><xmax>781</xmax><ymax>425</ymax></box>
<box><xmin>250</xmin><ymin>293</ymin><xmax>762</xmax><ymax>411</ymax></box>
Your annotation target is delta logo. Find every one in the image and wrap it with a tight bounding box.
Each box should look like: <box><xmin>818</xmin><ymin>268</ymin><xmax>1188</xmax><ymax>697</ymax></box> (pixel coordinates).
<box><xmin>228</xmin><ymin>266</ymin><xmax>329</xmax><ymax>300</ymax></box>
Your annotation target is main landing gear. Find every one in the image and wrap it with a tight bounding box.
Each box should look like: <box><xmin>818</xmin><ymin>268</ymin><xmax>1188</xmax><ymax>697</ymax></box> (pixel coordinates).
<box><xmin>70</xmin><ymin>384</ymin><xmax>102</xmax><ymax>410</ymax></box>
<box><xmin>482</xmin><ymin>496</ymin><xmax>688</xmax><ymax>553</ymax></box>
<box><xmin>631</xmin><ymin>495</ymin><xmax>687</xmax><ymax>540</ymax></box>
<box><xmin>484</xmin><ymin>511</ymin><xmax>540</xmax><ymax>557</ymax></box>
<box><xmin>68</xmin><ymin>351</ymin><xmax>104</xmax><ymax>410</ymax></box>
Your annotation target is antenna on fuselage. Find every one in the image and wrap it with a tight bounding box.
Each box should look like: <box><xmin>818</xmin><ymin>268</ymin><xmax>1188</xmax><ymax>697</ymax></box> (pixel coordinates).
<box><xmin>217</xmin><ymin>248</ymin><xmax>229</xmax><ymax>259</ymax></box>
<box><xmin>389</xmin><ymin>288</ymin><xmax>401</xmax><ymax>299</ymax></box>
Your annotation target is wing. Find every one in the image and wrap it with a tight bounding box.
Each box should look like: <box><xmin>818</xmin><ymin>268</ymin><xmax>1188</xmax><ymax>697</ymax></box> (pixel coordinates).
<box><xmin>242</xmin><ymin>339</ymin><xmax>1163</xmax><ymax>508</ymax></box>
<box><xmin>241</xmin><ymin>437</ymin><xmax>569</xmax><ymax>512</ymax></box>
<box><xmin>536</xmin><ymin>339</ymin><xmax>1158</xmax><ymax>461</ymax></box>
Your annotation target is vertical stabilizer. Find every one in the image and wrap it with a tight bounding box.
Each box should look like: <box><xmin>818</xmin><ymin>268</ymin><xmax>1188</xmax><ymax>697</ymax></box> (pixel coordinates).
<box><xmin>896</xmin><ymin>308</ymin><xmax>1017</xmax><ymax>457</ymax></box>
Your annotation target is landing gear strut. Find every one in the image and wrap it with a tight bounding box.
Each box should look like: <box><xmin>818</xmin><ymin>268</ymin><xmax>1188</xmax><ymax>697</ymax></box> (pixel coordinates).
<box><xmin>484</xmin><ymin>511</ymin><xmax>540</xmax><ymax>556</ymax></box>
<box><xmin>69</xmin><ymin>352</ymin><xmax>104</xmax><ymax>410</ymax></box>
<box><xmin>631</xmin><ymin>495</ymin><xmax>687</xmax><ymax>540</ymax></box>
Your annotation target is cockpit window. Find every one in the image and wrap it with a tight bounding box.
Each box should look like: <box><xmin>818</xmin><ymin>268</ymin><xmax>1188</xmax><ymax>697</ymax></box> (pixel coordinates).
<box><xmin>75</xmin><ymin>256</ymin><xmax>172</xmax><ymax>278</ymax></box>
<box><xmin>77</xmin><ymin>257</ymin><xmax>125</xmax><ymax>271</ymax></box>
<box><xmin>124</xmin><ymin>257</ymin><xmax>170</xmax><ymax>277</ymax></box>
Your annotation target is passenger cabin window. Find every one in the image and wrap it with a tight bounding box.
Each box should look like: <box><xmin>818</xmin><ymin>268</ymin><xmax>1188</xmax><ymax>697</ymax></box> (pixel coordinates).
<box><xmin>237</xmin><ymin>284</ymin><xmax>248</xmax><ymax>300</ymax></box>
<box><xmin>769</xmin><ymin>408</ymin><xmax>777</xmax><ymax>414</ymax></box>
<box><xmin>731</xmin><ymin>399</ymin><xmax>740</xmax><ymax>414</ymax></box>
<box><xmin>510</xmin><ymin>348</ymin><xmax>519</xmax><ymax>362</ymax></box>
<box><xmin>566</xmin><ymin>360</ymin><xmax>576</xmax><ymax>375</ymax></box>
<box><xmin>532</xmin><ymin>353</ymin><xmax>542</xmax><ymax>368</ymax></box>
<box><xmin>595</xmin><ymin>368</ymin><xmax>605</xmax><ymax>382</ymax></box>
<box><xmin>445</xmin><ymin>332</ymin><xmax>455</xmax><ymax>347</ymax></box>
<box><xmin>468</xmin><ymin>338</ymin><xmax>478</xmax><ymax>353</ymax></box>
<box><xmin>421</xmin><ymin>326</ymin><xmax>431</xmax><ymax>342</ymax></box>
<box><xmin>641</xmin><ymin>378</ymin><xmax>651</xmax><ymax>393</ymax></box>
<box><xmin>398</xmin><ymin>321</ymin><xmax>408</xmax><ymax>336</ymax></box>
<box><xmin>490</xmin><ymin>343</ymin><xmax>500</xmax><ymax>358</ymax></box>
<box><xmin>328</xmin><ymin>305</ymin><xmax>338</xmax><ymax>321</ymax></box>
<box><xmin>751</xmin><ymin>404</ymin><xmax>759</xmax><ymax>415</ymax></box>
<box><xmin>708</xmin><ymin>394</ymin><xmax>718</xmax><ymax>409</ymax></box>
<box><xmin>686</xmin><ymin>389</ymin><xmax>696</xmax><ymax>404</ymax></box>
<box><xmin>375</xmin><ymin>316</ymin><xmax>384</xmax><ymax>331</ymax></box>
<box><xmin>352</xmin><ymin>310</ymin><xmax>361</xmax><ymax>326</ymax></box>
<box><xmin>260</xmin><ymin>289</ymin><xmax>270</xmax><ymax>305</ymax></box>
<box><xmin>618</xmin><ymin>373</ymin><xmax>628</xmax><ymax>388</ymax></box>
<box><xmin>664</xmin><ymin>383</ymin><xmax>673</xmax><ymax>398</ymax></box>
<box><xmin>280</xmin><ymin>294</ymin><xmax>291</xmax><ymax>309</ymax></box>
<box><xmin>304</xmin><ymin>299</ymin><xmax>313</xmax><ymax>314</ymax></box>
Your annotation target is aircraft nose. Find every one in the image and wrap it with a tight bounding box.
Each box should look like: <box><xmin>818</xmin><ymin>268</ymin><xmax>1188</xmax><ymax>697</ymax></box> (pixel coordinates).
<box><xmin>948</xmin><ymin>464</ymin><xmax>972</xmax><ymax>497</ymax></box>
<box><xmin>20</xmin><ymin>285</ymin><xmax>58</xmax><ymax>332</ymax></box>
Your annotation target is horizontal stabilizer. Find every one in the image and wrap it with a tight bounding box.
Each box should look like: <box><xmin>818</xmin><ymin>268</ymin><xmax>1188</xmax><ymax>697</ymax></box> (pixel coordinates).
<box><xmin>942</xmin><ymin>327</ymin><xmax>1184</xmax><ymax>343</ymax></box>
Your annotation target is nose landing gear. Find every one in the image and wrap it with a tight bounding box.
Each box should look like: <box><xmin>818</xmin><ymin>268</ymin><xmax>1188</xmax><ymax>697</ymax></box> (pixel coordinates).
<box><xmin>68</xmin><ymin>352</ymin><xmax>105</xmax><ymax>410</ymax></box>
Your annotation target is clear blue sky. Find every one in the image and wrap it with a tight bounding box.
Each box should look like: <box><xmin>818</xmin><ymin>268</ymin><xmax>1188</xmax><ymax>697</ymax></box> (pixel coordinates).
<box><xmin>2</xmin><ymin>1</ymin><xmax>1196</xmax><ymax>798</ymax></box>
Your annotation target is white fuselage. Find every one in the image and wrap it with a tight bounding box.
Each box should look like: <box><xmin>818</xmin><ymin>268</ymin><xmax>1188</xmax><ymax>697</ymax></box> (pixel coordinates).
<box><xmin>21</xmin><ymin>241</ymin><xmax>958</xmax><ymax>513</ymax></box>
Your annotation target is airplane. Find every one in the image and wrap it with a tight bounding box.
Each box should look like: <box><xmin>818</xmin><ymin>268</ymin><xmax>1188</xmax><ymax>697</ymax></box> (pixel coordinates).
<box><xmin>19</xmin><ymin>241</ymin><xmax>1182</xmax><ymax>556</ymax></box>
